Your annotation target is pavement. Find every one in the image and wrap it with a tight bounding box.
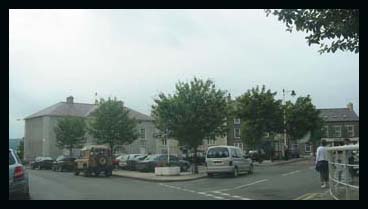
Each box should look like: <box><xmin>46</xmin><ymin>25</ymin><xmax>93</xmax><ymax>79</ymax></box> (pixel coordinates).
<box><xmin>27</xmin><ymin>160</ymin><xmax>333</xmax><ymax>200</ymax></box>
<box><xmin>112</xmin><ymin>169</ymin><xmax>207</xmax><ymax>182</ymax></box>
<box><xmin>253</xmin><ymin>156</ymin><xmax>313</xmax><ymax>167</ymax></box>
<box><xmin>112</xmin><ymin>158</ymin><xmax>313</xmax><ymax>182</ymax></box>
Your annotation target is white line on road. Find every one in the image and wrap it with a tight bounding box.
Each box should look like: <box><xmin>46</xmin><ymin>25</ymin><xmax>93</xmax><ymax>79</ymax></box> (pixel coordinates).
<box><xmin>281</xmin><ymin>170</ymin><xmax>301</xmax><ymax>176</ymax></box>
<box><xmin>233</xmin><ymin>179</ymin><xmax>269</xmax><ymax>190</ymax></box>
<box><xmin>215</xmin><ymin>179</ymin><xmax>269</xmax><ymax>192</ymax></box>
<box><xmin>211</xmin><ymin>191</ymin><xmax>252</xmax><ymax>200</ymax></box>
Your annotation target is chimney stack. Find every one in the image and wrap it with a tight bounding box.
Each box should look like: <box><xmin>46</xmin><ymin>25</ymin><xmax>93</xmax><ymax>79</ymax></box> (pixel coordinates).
<box><xmin>66</xmin><ymin>96</ymin><xmax>74</xmax><ymax>104</ymax></box>
<box><xmin>347</xmin><ymin>102</ymin><xmax>353</xmax><ymax>111</ymax></box>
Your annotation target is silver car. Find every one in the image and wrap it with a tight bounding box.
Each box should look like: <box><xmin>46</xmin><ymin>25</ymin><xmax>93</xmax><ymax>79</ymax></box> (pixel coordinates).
<box><xmin>9</xmin><ymin>148</ymin><xmax>30</xmax><ymax>200</ymax></box>
<box><xmin>206</xmin><ymin>146</ymin><xmax>253</xmax><ymax>177</ymax></box>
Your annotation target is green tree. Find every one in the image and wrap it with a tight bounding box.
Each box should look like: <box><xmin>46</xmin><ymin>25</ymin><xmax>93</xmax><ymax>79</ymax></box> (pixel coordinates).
<box><xmin>54</xmin><ymin>117</ymin><xmax>86</xmax><ymax>157</ymax></box>
<box><xmin>265</xmin><ymin>9</ymin><xmax>359</xmax><ymax>54</ymax></box>
<box><xmin>285</xmin><ymin>96</ymin><xmax>323</xmax><ymax>147</ymax></box>
<box><xmin>152</xmin><ymin>77</ymin><xmax>228</xmax><ymax>173</ymax></box>
<box><xmin>88</xmin><ymin>98</ymin><xmax>139</xmax><ymax>152</ymax></box>
<box><xmin>235</xmin><ymin>85</ymin><xmax>283</xmax><ymax>150</ymax></box>
<box><xmin>17</xmin><ymin>140</ymin><xmax>24</xmax><ymax>160</ymax></box>
<box><xmin>309</xmin><ymin>116</ymin><xmax>325</xmax><ymax>155</ymax></box>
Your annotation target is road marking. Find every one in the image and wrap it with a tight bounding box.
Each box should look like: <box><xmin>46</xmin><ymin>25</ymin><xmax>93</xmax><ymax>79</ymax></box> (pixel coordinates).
<box><xmin>160</xmin><ymin>183</ymin><xmax>251</xmax><ymax>200</ymax></box>
<box><xmin>281</xmin><ymin>170</ymin><xmax>301</xmax><ymax>176</ymax></box>
<box><xmin>211</xmin><ymin>191</ymin><xmax>252</xmax><ymax>200</ymax></box>
<box><xmin>303</xmin><ymin>193</ymin><xmax>318</xmax><ymax>200</ymax></box>
<box><xmin>216</xmin><ymin>179</ymin><xmax>269</xmax><ymax>192</ymax></box>
<box><xmin>294</xmin><ymin>193</ymin><xmax>311</xmax><ymax>200</ymax></box>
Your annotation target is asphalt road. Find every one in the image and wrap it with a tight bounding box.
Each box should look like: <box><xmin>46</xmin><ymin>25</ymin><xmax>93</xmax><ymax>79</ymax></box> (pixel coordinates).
<box><xmin>28</xmin><ymin>160</ymin><xmax>328</xmax><ymax>200</ymax></box>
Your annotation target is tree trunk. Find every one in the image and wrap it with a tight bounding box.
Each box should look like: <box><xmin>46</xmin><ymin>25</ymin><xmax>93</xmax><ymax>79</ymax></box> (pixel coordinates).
<box><xmin>69</xmin><ymin>146</ymin><xmax>73</xmax><ymax>158</ymax></box>
<box><xmin>193</xmin><ymin>147</ymin><xmax>198</xmax><ymax>174</ymax></box>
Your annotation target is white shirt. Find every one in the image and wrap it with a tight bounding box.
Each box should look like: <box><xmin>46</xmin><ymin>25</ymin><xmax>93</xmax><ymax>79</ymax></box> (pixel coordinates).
<box><xmin>315</xmin><ymin>146</ymin><xmax>328</xmax><ymax>163</ymax></box>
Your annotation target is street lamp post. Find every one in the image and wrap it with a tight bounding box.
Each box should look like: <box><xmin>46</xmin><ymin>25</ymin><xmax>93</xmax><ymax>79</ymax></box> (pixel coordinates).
<box><xmin>166</xmin><ymin>128</ymin><xmax>170</xmax><ymax>164</ymax></box>
<box><xmin>282</xmin><ymin>89</ymin><xmax>296</xmax><ymax>159</ymax></box>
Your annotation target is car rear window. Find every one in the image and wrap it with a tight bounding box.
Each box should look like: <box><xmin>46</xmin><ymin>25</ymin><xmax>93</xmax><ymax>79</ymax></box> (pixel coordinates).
<box><xmin>207</xmin><ymin>147</ymin><xmax>229</xmax><ymax>158</ymax></box>
<box><xmin>9</xmin><ymin>151</ymin><xmax>16</xmax><ymax>165</ymax></box>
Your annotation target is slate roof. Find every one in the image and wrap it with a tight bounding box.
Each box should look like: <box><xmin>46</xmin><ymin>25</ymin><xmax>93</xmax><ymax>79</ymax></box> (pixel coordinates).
<box><xmin>318</xmin><ymin>108</ymin><xmax>359</xmax><ymax>122</ymax></box>
<box><xmin>24</xmin><ymin>102</ymin><xmax>153</xmax><ymax>121</ymax></box>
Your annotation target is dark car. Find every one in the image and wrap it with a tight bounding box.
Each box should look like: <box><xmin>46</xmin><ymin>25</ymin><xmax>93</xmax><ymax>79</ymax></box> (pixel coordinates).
<box><xmin>9</xmin><ymin>149</ymin><xmax>30</xmax><ymax>200</ymax></box>
<box><xmin>126</xmin><ymin>154</ymin><xmax>148</xmax><ymax>171</ymax></box>
<box><xmin>52</xmin><ymin>155</ymin><xmax>76</xmax><ymax>172</ymax></box>
<box><xmin>288</xmin><ymin>149</ymin><xmax>300</xmax><ymax>158</ymax></box>
<box><xmin>136</xmin><ymin>154</ymin><xmax>190</xmax><ymax>172</ymax></box>
<box><xmin>30</xmin><ymin>157</ymin><xmax>54</xmax><ymax>170</ymax></box>
<box><xmin>248</xmin><ymin>150</ymin><xmax>264</xmax><ymax>163</ymax></box>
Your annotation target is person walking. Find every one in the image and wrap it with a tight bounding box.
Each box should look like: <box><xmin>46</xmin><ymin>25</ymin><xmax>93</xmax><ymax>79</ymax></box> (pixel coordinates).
<box><xmin>316</xmin><ymin>140</ymin><xmax>329</xmax><ymax>188</ymax></box>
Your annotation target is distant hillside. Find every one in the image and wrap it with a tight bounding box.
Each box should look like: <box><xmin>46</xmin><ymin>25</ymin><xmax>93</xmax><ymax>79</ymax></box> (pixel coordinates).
<box><xmin>9</xmin><ymin>138</ymin><xmax>23</xmax><ymax>151</ymax></box>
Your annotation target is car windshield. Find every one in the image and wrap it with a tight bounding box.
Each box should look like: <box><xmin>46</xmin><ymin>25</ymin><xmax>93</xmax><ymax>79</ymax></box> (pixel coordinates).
<box><xmin>207</xmin><ymin>147</ymin><xmax>230</xmax><ymax>158</ymax></box>
<box><xmin>56</xmin><ymin>156</ymin><xmax>65</xmax><ymax>161</ymax></box>
<box><xmin>144</xmin><ymin>155</ymin><xmax>159</xmax><ymax>161</ymax></box>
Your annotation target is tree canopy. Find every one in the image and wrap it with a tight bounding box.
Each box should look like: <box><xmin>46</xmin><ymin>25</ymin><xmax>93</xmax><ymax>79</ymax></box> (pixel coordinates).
<box><xmin>234</xmin><ymin>85</ymin><xmax>283</xmax><ymax>150</ymax></box>
<box><xmin>265</xmin><ymin>9</ymin><xmax>359</xmax><ymax>54</ymax></box>
<box><xmin>285</xmin><ymin>95</ymin><xmax>323</xmax><ymax>143</ymax></box>
<box><xmin>87</xmin><ymin>98</ymin><xmax>139</xmax><ymax>151</ymax></box>
<box><xmin>151</xmin><ymin>77</ymin><xmax>228</xmax><ymax>173</ymax></box>
<box><xmin>54</xmin><ymin>117</ymin><xmax>86</xmax><ymax>157</ymax></box>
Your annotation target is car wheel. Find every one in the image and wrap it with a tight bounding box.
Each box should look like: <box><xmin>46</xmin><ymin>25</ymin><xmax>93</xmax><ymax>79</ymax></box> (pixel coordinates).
<box><xmin>84</xmin><ymin>169</ymin><xmax>90</xmax><ymax>177</ymax></box>
<box><xmin>207</xmin><ymin>173</ymin><xmax>214</xmax><ymax>177</ymax></box>
<box><xmin>74</xmin><ymin>170</ymin><xmax>80</xmax><ymax>175</ymax></box>
<box><xmin>105</xmin><ymin>169</ymin><xmax>112</xmax><ymax>177</ymax></box>
<box><xmin>233</xmin><ymin>167</ymin><xmax>239</xmax><ymax>177</ymax></box>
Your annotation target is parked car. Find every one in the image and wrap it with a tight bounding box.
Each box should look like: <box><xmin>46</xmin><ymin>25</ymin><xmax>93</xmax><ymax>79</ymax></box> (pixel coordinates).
<box><xmin>136</xmin><ymin>154</ymin><xmax>190</xmax><ymax>172</ymax></box>
<box><xmin>117</xmin><ymin>154</ymin><xmax>142</xmax><ymax>169</ymax></box>
<box><xmin>30</xmin><ymin>156</ymin><xmax>54</xmax><ymax>170</ymax></box>
<box><xmin>9</xmin><ymin>148</ymin><xmax>30</xmax><ymax>200</ymax></box>
<box><xmin>52</xmin><ymin>155</ymin><xmax>76</xmax><ymax>172</ymax></box>
<box><xmin>206</xmin><ymin>146</ymin><xmax>253</xmax><ymax>177</ymax></box>
<box><xmin>126</xmin><ymin>154</ymin><xmax>149</xmax><ymax>171</ymax></box>
<box><xmin>112</xmin><ymin>154</ymin><xmax>125</xmax><ymax>169</ymax></box>
<box><xmin>248</xmin><ymin>150</ymin><xmax>264</xmax><ymax>163</ymax></box>
<box><xmin>74</xmin><ymin>145</ymin><xmax>113</xmax><ymax>177</ymax></box>
<box><xmin>288</xmin><ymin>149</ymin><xmax>300</xmax><ymax>158</ymax></box>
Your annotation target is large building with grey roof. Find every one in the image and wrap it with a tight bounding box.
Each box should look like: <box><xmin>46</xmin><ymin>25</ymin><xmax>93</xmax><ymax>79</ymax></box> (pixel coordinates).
<box><xmin>319</xmin><ymin>102</ymin><xmax>359</xmax><ymax>146</ymax></box>
<box><xmin>23</xmin><ymin>96</ymin><xmax>181</xmax><ymax>161</ymax></box>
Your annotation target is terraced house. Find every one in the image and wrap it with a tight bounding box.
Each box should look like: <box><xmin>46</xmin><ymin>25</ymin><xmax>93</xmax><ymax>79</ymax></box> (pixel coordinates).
<box><xmin>319</xmin><ymin>103</ymin><xmax>359</xmax><ymax>146</ymax></box>
<box><xmin>23</xmin><ymin>96</ymin><xmax>180</xmax><ymax>161</ymax></box>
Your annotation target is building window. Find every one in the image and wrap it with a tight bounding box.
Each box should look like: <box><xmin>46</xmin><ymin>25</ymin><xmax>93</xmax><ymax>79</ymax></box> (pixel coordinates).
<box><xmin>234</xmin><ymin>128</ymin><xmax>240</xmax><ymax>138</ymax></box>
<box><xmin>207</xmin><ymin>139</ymin><xmax>215</xmax><ymax>145</ymax></box>
<box><xmin>305</xmin><ymin>144</ymin><xmax>311</xmax><ymax>153</ymax></box>
<box><xmin>162</xmin><ymin>139</ymin><xmax>167</xmax><ymax>146</ymax></box>
<box><xmin>333</xmin><ymin>125</ymin><xmax>341</xmax><ymax>138</ymax></box>
<box><xmin>140</xmin><ymin>128</ymin><xmax>145</xmax><ymax>139</ymax></box>
<box><xmin>346</xmin><ymin>125</ymin><xmax>354</xmax><ymax>137</ymax></box>
<box><xmin>234</xmin><ymin>118</ymin><xmax>240</xmax><ymax>125</ymax></box>
<box><xmin>233</xmin><ymin>142</ymin><xmax>243</xmax><ymax>151</ymax></box>
<box><xmin>323</xmin><ymin>126</ymin><xmax>329</xmax><ymax>138</ymax></box>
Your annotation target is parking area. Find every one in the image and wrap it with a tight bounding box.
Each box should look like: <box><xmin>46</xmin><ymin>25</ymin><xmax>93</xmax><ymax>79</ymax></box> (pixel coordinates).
<box><xmin>27</xmin><ymin>159</ymin><xmax>328</xmax><ymax>200</ymax></box>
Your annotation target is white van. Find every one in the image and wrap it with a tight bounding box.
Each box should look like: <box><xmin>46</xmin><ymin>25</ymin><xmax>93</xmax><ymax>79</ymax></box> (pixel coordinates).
<box><xmin>205</xmin><ymin>146</ymin><xmax>253</xmax><ymax>177</ymax></box>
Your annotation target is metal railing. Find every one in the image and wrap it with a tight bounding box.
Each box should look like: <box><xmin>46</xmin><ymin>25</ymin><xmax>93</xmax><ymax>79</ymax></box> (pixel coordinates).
<box><xmin>326</xmin><ymin>144</ymin><xmax>359</xmax><ymax>200</ymax></box>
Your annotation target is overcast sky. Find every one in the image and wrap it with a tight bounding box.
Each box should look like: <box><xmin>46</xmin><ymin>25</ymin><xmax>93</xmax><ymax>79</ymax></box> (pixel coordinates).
<box><xmin>9</xmin><ymin>9</ymin><xmax>359</xmax><ymax>138</ymax></box>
